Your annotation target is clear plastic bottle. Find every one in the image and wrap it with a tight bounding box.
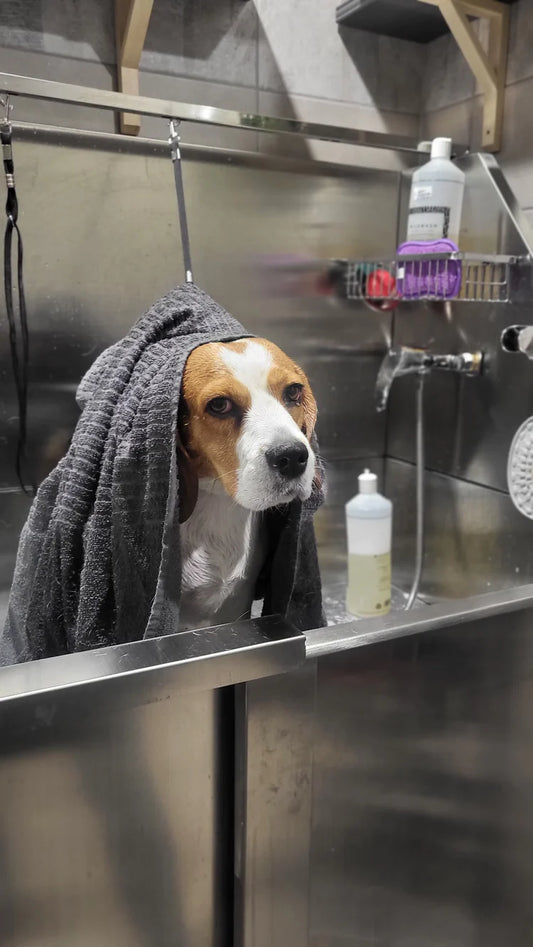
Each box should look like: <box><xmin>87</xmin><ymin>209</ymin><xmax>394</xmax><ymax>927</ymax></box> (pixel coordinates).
<box><xmin>345</xmin><ymin>469</ymin><xmax>392</xmax><ymax>618</ymax></box>
<box><xmin>407</xmin><ymin>137</ymin><xmax>465</xmax><ymax>245</ymax></box>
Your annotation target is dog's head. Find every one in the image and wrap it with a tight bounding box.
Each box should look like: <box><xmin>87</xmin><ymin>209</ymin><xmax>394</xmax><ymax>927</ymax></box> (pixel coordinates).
<box><xmin>179</xmin><ymin>338</ymin><xmax>318</xmax><ymax>520</ymax></box>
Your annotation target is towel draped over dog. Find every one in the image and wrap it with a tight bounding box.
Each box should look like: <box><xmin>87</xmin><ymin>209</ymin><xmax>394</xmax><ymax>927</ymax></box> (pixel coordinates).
<box><xmin>1</xmin><ymin>283</ymin><xmax>325</xmax><ymax>665</ymax></box>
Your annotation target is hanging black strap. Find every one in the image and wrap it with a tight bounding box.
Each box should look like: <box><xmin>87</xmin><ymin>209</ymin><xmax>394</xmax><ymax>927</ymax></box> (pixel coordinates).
<box><xmin>2</xmin><ymin>106</ymin><xmax>31</xmax><ymax>494</ymax></box>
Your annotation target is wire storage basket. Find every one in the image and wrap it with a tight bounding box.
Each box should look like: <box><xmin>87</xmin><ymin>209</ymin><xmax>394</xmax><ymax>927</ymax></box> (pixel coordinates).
<box><xmin>341</xmin><ymin>253</ymin><xmax>523</xmax><ymax>305</ymax></box>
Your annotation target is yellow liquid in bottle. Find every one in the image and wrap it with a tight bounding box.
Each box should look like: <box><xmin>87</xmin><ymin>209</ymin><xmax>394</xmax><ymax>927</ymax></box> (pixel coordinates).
<box><xmin>346</xmin><ymin>552</ymin><xmax>391</xmax><ymax>618</ymax></box>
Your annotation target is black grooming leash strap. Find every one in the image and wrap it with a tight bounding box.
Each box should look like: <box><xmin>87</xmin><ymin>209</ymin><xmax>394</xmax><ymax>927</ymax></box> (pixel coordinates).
<box><xmin>2</xmin><ymin>116</ymin><xmax>31</xmax><ymax>493</ymax></box>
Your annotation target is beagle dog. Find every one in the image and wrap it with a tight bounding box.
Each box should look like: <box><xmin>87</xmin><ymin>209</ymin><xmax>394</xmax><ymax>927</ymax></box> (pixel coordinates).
<box><xmin>178</xmin><ymin>338</ymin><xmax>318</xmax><ymax>631</ymax></box>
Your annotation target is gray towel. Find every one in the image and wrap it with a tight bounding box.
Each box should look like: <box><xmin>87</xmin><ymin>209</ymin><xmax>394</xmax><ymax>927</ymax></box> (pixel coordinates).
<box><xmin>1</xmin><ymin>283</ymin><xmax>325</xmax><ymax>665</ymax></box>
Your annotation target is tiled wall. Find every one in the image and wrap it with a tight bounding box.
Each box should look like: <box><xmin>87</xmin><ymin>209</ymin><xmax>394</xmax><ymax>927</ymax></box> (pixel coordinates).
<box><xmin>0</xmin><ymin>0</ymin><xmax>423</xmax><ymax>168</ymax></box>
<box><xmin>420</xmin><ymin>0</ymin><xmax>533</xmax><ymax>221</ymax></box>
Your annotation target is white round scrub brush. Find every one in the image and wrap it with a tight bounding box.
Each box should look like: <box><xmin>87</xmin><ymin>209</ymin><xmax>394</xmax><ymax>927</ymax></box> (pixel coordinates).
<box><xmin>508</xmin><ymin>417</ymin><xmax>533</xmax><ymax>518</ymax></box>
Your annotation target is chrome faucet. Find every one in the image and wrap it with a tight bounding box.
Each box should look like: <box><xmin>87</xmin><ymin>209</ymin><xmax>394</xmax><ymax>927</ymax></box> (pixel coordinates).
<box><xmin>376</xmin><ymin>346</ymin><xmax>483</xmax><ymax>412</ymax></box>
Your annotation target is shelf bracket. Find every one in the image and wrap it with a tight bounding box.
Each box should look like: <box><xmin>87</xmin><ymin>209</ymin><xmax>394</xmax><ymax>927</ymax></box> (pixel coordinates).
<box><xmin>115</xmin><ymin>0</ymin><xmax>155</xmax><ymax>135</ymax></box>
<box><xmin>418</xmin><ymin>0</ymin><xmax>509</xmax><ymax>152</ymax></box>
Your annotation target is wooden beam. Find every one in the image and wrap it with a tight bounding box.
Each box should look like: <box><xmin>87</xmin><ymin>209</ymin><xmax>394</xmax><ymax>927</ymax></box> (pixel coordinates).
<box><xmin>115</xmin><ymin>0</ymin><xmax>154</xmax><ymax>135</ymax></box>
<box><xmin>421</xmin><ymin>0</ymin><xmax>504</xmax><ymax>17</ymax></box>
<box><xmin>418</xmin><ymin>0</ymin><xmax>509</xmax><ymax>151</ymax></box>
<box><xmin>487</xmin><ymin>0</ymin><xmax>509</xmax><ymax>152</ymax></box>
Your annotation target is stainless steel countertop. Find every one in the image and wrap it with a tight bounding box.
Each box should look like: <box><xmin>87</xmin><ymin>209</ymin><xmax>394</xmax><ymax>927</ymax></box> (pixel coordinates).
<box><xmin>306</xmin><ymin>583</ymin><xmax>533</xmax><ymax>658</ymax></box>
<box><xmin>0</xmin><ymin>615</ymin><xmax>305</xmax><ymax>705</ymax></box>
<box><xmin>1</xmin><ymin>584</ymin><xmax>533</xmax><ymax>703</ymax></box>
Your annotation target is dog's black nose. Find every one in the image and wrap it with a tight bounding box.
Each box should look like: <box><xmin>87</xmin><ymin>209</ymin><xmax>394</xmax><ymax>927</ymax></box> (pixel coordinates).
<box><xmin>265</xmin><ymin>443</ymin><xmax>309</xmax><ymax>479</ymax></box>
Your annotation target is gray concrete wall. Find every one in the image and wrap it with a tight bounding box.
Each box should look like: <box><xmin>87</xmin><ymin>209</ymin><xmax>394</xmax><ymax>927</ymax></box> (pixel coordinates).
<box><xmin>0</xmin><ymin>0</ymin><xmax>423</xmax><ymax>168</ymax></box>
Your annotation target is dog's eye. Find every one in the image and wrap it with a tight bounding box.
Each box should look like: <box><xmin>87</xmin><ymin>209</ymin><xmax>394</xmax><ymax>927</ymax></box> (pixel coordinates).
<box><xmin>284</xmin><ymin>383</ymin><xmax>304</xmax><ymax>405</ymax></box>
<box><xmin>207</xmin><ymin>397</ymin><xmax>233</xmax><ymax>417</ymax></box>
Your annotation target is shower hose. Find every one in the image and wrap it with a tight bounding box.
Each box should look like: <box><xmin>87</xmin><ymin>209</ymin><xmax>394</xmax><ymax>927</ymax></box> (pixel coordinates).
<box><xmin>405</xmin><ymin>374</ymin><xmax>425</xmax><ymax>610</ymax></box>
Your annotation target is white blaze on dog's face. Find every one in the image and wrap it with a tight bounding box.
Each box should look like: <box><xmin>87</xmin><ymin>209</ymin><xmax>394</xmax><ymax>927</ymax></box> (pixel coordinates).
<box><xmin>180</xmin><ymin>339</ymin><xmax>317</xmax><ymax>511</ymax></box>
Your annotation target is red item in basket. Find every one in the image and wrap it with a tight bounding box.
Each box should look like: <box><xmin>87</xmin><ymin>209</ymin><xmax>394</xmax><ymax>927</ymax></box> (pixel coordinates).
<box><xmin>365</xmin><ymin>269</ymin><xmax>399</xmax><ymax>311</ymax></box>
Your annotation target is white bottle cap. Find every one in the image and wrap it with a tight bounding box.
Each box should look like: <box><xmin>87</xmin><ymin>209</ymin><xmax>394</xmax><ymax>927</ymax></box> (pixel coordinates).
<box><xmin>358</xmin><ymin>468</ymin><xmax>377</xmax><ymax>494</ymax></box>
<box><xmin>430</xmin><ymin>137</ymin><xmax>452</xmax><ymax>160</ymax></box>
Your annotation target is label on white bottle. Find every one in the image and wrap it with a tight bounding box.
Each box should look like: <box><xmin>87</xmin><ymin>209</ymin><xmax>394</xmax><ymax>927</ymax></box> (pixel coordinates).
<box><xmin>346</xmin><ymin>553</ymin><xmax>391</xmax><ymax>618</ymax></box>
<box><xmin>407</xmin><ymin>206</ymin><xmax>450</xmax><ymax>241</ymax></box>
<box><xmin>413</xmin><ymin>184</ymin><xmax>433</xmax><ymax>200</ymax></box>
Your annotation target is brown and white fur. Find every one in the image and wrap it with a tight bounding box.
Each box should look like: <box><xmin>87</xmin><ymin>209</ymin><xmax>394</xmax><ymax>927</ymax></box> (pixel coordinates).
<box><xmin>178</xmin><ymin>338</ymin><xmax>318</xmax><ymax>631</ymax></box>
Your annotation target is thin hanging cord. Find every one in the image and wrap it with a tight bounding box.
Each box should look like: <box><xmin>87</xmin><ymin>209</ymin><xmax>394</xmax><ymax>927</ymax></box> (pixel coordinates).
<box><xmin>168</xmin><ymin>119</ymin><xmax>193</xmax><ymax>283</ymax></box>
<box><xmin>1</xmin><ymin>96</ymin><xmax>32</xmax><ymax>494</ymax></box>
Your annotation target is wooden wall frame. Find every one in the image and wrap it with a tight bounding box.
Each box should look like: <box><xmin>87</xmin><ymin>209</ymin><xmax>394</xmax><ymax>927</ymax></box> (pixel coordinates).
<box><xmin>115</xmin><ymin>0</ymin><xmax>155</xmax><ymax>135</ymax></box>
<box><xmin>418</xmin><ymin>0</ymin><xmax>510</xmax><ymax>152</ymax></box>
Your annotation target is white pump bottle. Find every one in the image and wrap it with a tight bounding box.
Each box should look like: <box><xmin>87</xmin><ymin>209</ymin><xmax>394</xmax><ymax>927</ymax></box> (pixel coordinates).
<box><xmin>345</xmin><ymin>469</ymin><xmax>392</xmax><ymax>618</ymax></box>
<box><xmin>407</xmin><ymin>137</ymin><xmax>465</xmax><ymax>245</ymax></box>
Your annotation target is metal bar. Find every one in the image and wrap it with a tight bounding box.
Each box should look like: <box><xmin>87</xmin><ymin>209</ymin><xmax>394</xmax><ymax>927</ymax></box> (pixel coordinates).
<box><xmin>305</xmin><ymin>584</ymin><xmax>533</xmax><ymax>659</ymax></box>
<box><xmin>0</xmin><ymin>72</ymin><xmax>470</xmax><ymax>154</ymax></box>
<box><xmin>0</xmin><ymin>615</ymin><xmax>305</xmax><ymax>705</ymax></box>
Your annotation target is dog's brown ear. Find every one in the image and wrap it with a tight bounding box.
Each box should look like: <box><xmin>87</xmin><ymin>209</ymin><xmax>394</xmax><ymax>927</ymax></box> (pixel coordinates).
<box><xmin>177</xmin><ymin>404</ymin><xmax>198</xmax><ymax>524</ymax></box>
<box><xmin>177</xmin><ymin>440</ymin><xmax>198</xmax><ymax>524</ymax></box>
<box><xmin>301</xmin><ymin>386</ymin><xmax>318</xmax><ymax>440</ymax></box>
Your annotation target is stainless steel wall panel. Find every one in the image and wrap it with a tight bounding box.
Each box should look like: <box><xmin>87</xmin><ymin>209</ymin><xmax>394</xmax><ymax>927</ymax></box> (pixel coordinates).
<box><xmin>0</xmin><ymin>683</ymin><xmax>228</xmax><ymax>947</ymax></box>
<box><xmin>315</xmin><ymin>457</ymin><xmax>533</xmax><ymax>607</ymax></box>
<box><xmin>389</xmin><ymin>153</ymin><xmax>533</xmax><ymax>491</ymax></box>
<box><xmin>0</xmin><ymin>127</ymin><xmax>398</xmax><ymax>590</ymax></box>
<box><xmin>387</xmin><ymin>301</ymin><xmax>533</xmax><ymax>491</ymax></box>
<box><xmin>309</xmin><ymin>603</ymin><xmax>533</xmax><ymax>947</ymax></box>
<box><xmin>234</xmin><ymin>664</ymin><xmax>316</xmax><ymax>947</ymax></box>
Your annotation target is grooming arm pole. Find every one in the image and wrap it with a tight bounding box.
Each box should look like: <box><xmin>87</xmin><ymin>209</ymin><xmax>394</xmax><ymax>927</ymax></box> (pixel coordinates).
<box><xmin>169</xmin><ymin>120</ymin><xmax>193</xmax><ymax>284</ymax></box>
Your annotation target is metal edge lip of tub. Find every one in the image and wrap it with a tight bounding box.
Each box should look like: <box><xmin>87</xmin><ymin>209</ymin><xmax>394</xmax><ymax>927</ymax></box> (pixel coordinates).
<box><xmin>305</xmin><ymin>584</ymin><xmax>533</xmax><ymax>658</ymax></box>
<box><xmin>0</xmin><ymin>615</ymin><xmax>305</xmax><ymax>706</ymax></box>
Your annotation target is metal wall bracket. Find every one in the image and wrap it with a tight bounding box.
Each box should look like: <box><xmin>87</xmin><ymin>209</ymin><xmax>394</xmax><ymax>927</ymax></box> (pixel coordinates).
<box><xmin>418</xmin><ymin>0</ymin><xmax>509</xmax><ymax>152</ymax></box>
<box><xmin>115</xmin><ymin>0</ymin><xmax>154</xmax><ymax>135</ymax></box>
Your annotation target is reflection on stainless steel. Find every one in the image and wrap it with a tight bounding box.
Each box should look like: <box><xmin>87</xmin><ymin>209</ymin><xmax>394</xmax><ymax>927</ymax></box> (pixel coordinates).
<box><xmin>309</xmin><ymin>600</ymin><xmax>533</xmax><ymax>946</ymax></box>
<box><xmin>0</xmin><ymin>71</ymin><xmax>448</xmax><ymax>154</ymax></box>
<box><xmin>443</xmin><ymin>153</ymin><xmax>533</xmax><ymax>257</ymax></box>
<box><xmin>306</xmin><ymin>583</ymin><xmax>533</xmax><ymax>658</ymax></box>
<box><xmin>405</xmin><ymin>374</ymin><xmax>425</xmax><ymax>610</ymax></box>
<box><xmin>235</xmin><ymin>665</ymin><xmax>316</xmax><ymax>947</ymax></box>
<box><xmin>0</xmin><ymin>615</ymin><xmax>305</xmax><ymax>703</ymax></box>
<box><xmin>315</xmin><ymin>458</ymin><xmax>533</xmax><ymax>608</ymax></box>
<box><xmin>0</xmin><ymin>672</ymin><xmax>229</xmax><ymax>945</ymax></box>
<box><xmin>321</xmin><ymin>582</ymin><xmax>422</xmax><ymax>627</ymax></box>
<box><xmin>478</xmin><ymin>152</ymin><xmax>533</xmax><ymax>255</ymax></box>
<box><xmin>0</xmin><ymin>617</ymin><xmax>303</xmax><ymax>947</ymax></box>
